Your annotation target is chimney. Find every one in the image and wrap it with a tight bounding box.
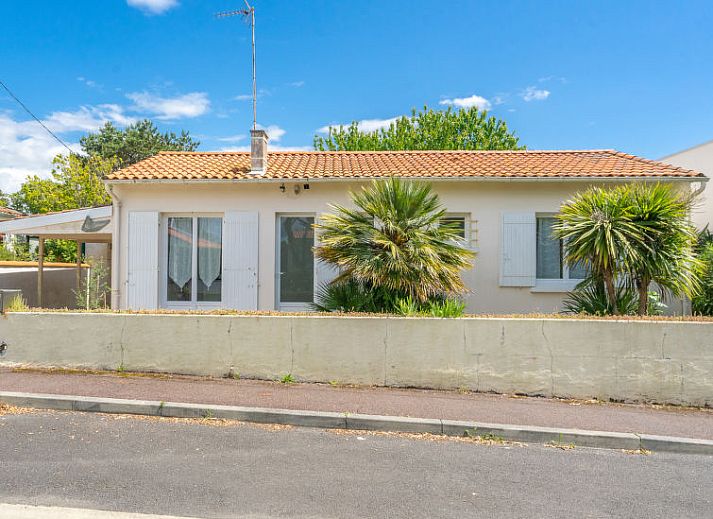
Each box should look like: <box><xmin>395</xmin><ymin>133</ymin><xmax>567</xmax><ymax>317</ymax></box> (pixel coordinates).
<box><xmin>250</xmin><ymin>129</ymin><xmax>268</xmax><ymax>174</ymax></box>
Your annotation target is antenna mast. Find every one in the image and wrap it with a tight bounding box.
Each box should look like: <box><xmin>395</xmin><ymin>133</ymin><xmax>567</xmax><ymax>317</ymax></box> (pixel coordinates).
<box><xmin>217</xmin><ymin>1</ymin><xmax>257</xmax><ymax>131</ymax></box>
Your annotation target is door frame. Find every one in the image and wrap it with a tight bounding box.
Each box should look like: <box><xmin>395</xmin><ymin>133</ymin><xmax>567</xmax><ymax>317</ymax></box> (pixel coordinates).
<box><xmin>275</xmin><ymin>213</ymin><xmax>316</xmax><ymax>311</ymax></box>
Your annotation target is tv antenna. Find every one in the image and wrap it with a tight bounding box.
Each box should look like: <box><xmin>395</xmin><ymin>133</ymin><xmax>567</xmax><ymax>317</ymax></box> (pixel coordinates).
<box><xmin>217</xmin><ymin>1</ymin><xmax>257</xmax><ymax>131</ymax></box>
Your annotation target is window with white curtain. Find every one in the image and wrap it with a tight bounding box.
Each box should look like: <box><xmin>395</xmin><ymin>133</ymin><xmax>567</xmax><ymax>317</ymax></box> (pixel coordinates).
<box><xmin>536</xmin><ymin>216</ymin><xmax>587</xmax><ymax>281</ymax></box>
<box><xmin>166</xmin><ymin>215</ymin><xmax>222</xmax><ymax>305</ymax></box>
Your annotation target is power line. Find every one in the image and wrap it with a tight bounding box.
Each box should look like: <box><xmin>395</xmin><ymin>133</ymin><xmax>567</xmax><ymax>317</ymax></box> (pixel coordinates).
<box><xmin>0</xmin><ymin>78</ymin><xmax>75</xmax><ymax>154</ymax></box>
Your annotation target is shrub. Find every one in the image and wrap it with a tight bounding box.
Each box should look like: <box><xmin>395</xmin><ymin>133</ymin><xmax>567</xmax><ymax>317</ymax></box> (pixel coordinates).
<box><xmin>692</xmin><ymin>242</ymin><xmax>713</xmax><ymax>315</ymax></box>
<box><xmin>562</xmin><ymin>277</ymin><xmax>666</xmax><ymax>316</ymax></box>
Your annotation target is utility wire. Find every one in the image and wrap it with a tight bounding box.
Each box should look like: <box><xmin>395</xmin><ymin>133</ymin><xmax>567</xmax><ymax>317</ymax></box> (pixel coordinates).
<box><xmin>0</xmin><ymin>78</ymin><xmax>75</xmax><ymax>154</ymax></box>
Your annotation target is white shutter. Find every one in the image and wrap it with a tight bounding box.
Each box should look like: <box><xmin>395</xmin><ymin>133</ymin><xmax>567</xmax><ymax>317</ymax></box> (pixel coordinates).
<box><xmin>314</xmin><ymin>215</ymin><xmax>339</xmax><ymax>298</ymax></box>
<box><xmin>222</xmin><ymin>211</ymin><xmax>259</xmax><ymax>310</ymax></box>
<box><xmin>500</xmin><ymin>212</ymin><xmax>536</xmax><ymax>287</ymax></box>
<box><xmin>127</xmin><ymin>211</ymin><xmax>159</xmax><ymax>309</ymax></box>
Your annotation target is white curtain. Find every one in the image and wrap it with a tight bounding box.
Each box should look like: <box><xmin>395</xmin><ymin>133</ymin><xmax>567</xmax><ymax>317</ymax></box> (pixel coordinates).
<box><xmin>168</xmin><ymin>217</ymin><xmax>193</xmax><ymax>290</ymax></box>
<box><xmin>198</xmin><ymin>218</ymin><xmax>222</xmax><ymax>289</ymax></box>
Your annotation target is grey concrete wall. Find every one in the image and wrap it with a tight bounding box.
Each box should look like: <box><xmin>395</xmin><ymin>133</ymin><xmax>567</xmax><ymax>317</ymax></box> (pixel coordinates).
<box><xmin>0</xmin><ymin>268</ymin><xmax>86</xmax><ymax>309</ymax></box>
<box><xmin>1</xmin><ymin>313</ymin><xmax>711</xmax><ymax>406</ymax></box>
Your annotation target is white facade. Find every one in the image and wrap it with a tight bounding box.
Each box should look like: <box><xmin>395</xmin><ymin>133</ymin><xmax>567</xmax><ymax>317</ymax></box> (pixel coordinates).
<box><xmin>661</xmin><ymin>140</ymin><xmax>713</xmax><ymax>229</ymax></box>
<box><xmin>108</xmin><ymin>178</ymin><xmax>699</xmax><ymax>315</ymax></box>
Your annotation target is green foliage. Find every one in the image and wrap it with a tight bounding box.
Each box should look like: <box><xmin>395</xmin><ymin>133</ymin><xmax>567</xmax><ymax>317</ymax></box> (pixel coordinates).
<box><xmin>313</xmin><ymin>279</ymin><xmax>400</xmax><ymax>313</ymax></box>
<box><xmin>395</xmin><ymin>296</ymin><xmax>465</xmax><ymax>317</ymax></box>
<box><xmin>314</xmin><ymin>106</ymin><xmax>523</xmax><ymax>151</ymax></box>
<box><xmin>692</xmin><ymin>242</ymin><xmax>713</xmax><ymax>315</ymax></box>
<box><xmin>315</xmin><ymin>178</ymin><xmax>475</xmax><ymax>303</ymax></box>
<box><xmin>280</xmin><ymin>373</ymin><xmax>295</xmax><ymax>384</ymax></box>
<box><xmin>11</xmin><ymin>154</ymin><xmax>114</xmax><ymax>214</ymax></box>
<box><xmin>80</xmin><ymin>120</ymin><xmax>199</xmax><ymax>170</ymax></box>
<box><xmin>0</xmin><ymin>242</ymin><xmax>31</xmax><ymax>261</ymax></box>
<box><xmin>6</xmin><ymin>294</ymin><xmax>29</xmax><ymax>312</ymax></box>
<box><xmin>562</xmin><ymin>277</ymin><xmax>641</xmax><ymax>316</ymax></box>
<box><xmin>73</xmin><ymin>258</ymin><xmax>110</xmax><ymax>310</ymax></box>
<box><xmin>555</xmin><ymin>183</ymin><xmax>699</xmax><ymax>316</ymax></box>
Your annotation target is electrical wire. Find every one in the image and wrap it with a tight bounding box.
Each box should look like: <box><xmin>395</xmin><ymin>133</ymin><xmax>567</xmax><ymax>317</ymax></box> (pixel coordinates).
<box><xmin>0</xmin><ymin>78</ymin><xmax>75</xmax><ymax>154</ymax></box>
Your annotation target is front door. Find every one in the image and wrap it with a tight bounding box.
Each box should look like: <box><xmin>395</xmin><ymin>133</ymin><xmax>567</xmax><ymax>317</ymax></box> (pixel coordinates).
<box><xmin>277</xmin><ymin>215</ymin><xmax>314</xmax><ymax>310</ymax></box>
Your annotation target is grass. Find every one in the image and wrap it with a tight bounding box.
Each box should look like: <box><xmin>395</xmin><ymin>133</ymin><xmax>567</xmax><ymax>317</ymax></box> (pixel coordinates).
<box><xmin>280</xmin><ymin>373</ymin><xmax>295</xmax><ymax>384</ymax></box>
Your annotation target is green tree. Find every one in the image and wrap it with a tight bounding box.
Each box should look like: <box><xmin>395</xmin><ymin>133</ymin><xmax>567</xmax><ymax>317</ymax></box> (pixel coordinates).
<box><xmin>555</xmin><ymin>184</ymin><xmax>700</xmax><ymax>316</ymax></box>
<box><xmin>314</xmin><ymin>178</ymin><xmax>475</xmax><ymax>303</ymax></box>
<box><xmin>80</xmin><ymin>119</ymin><xmax>199</xmax><ymax>170</ymax></box>
<box><xmin>314</xmin><ymin>106</ymin><xmax>523</xmax><ymax>151</ymax></box>
<box><xmin>11</xmin><ymin>154</ymin><xmax>114</xmax><ymax>214</ymax></box>
<box><xmin>626</xmin><ymin>183</ymin><xmax>699</xmax><ymax>315</ymax></box>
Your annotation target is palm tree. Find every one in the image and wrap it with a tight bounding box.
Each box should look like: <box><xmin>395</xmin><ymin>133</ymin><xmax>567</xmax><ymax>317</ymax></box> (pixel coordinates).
<box><xmin>554</xmin><ymin>186</ymin><xmax>645</xmax><ymax>315</ymax></box>
<box><xmin>314</xmin><ymin>178</ymin><xmax>475</xmax><ymax>302</ymax></box>
<box><xmin>626</xmin><ymin>183</ymin><xmax>700</xmax><ymax>315</ymax></box>
<box><xmin>555</xmin><ymin>183</ymin><xmax>701</xmax><ymax>316</ymax></box>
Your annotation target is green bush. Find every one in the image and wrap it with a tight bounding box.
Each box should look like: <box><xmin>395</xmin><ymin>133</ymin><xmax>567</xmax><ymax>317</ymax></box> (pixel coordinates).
<box><xmin>692</xmin><ymin>242</ymin><xmax>713</xmax><ymax>315</ymax></box>
<box><xmin>563</xmin><ymin>277</ymin><xmax>666</xmax><ymax>316</ymax></box>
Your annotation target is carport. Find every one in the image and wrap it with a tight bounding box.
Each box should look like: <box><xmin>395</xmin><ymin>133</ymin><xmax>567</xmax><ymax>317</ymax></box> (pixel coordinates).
<box><xmin>0</xmin><ymin>206</ymin><xmax>112</xmax><ymax>307</ymax></box>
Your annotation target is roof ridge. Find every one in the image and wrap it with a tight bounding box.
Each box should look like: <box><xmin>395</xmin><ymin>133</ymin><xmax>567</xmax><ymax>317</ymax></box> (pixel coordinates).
<box><xmin>157</xmin><ymin>149</ymin><xmax>619</xmax><ymax>156</ymax></box>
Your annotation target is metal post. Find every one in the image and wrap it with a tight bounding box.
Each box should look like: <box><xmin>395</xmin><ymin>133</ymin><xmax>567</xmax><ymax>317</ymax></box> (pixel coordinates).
<box><xmin>37</xmin><ymin>237</ymin><xmax>44</xmax><ymax>308</ymax></box>
<box><xmin>76</xmin><ymin>241</ymin><xmax>82</xmax><ymax>295</ymax></box>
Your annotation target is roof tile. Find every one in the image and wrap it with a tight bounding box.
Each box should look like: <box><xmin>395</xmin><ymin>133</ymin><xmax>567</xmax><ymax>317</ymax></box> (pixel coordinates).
<box><xmin>105</xmin><ymin>150</ymin><xmax>705</xmax><ymax>182</ymax></box>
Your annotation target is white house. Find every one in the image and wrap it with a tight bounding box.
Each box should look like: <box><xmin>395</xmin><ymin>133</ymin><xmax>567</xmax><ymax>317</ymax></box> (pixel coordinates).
<box><xmin>661</xmin><ymin>139</ymin><xmax>713</xmax><ymax>229</ymax></box>
<box><xmin>101</xmin><ymin>130</ymin><xmax>706</xmax><ymax>314</ymax></box>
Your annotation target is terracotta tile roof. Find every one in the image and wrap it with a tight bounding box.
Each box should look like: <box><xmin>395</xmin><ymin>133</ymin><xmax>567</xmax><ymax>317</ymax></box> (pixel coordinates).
<box><xmin>105</xmin><ymin>150</ymin><xmax>705</xmax><ymax>182</ymax></box>
<box><xmin>0</xmin><ymin>206</ymin><xmax>25</xmax><ymax>218</ymax></box>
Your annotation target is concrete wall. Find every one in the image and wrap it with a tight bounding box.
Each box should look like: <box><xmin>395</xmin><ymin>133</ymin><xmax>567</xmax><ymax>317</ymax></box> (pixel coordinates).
<box><xmin>1</xmin><ymin>312</ymin><xmax>711</xmax><ymax>406</ymax></box>
<box><xmin>0</xmin><ymin>268</ymin><xmax>87</xmax><ymax>308</ymax></box>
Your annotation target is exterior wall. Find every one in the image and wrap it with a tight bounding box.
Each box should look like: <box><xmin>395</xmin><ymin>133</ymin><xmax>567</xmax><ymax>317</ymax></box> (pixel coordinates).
<box><xmin>0</xmin><ymin>267</ymin><xmax>86</xmax><ymax>308</ymax></box>
<box><xmin>2</xmin><ymin>312</ymin><xmax>712</xmax><ymax>406</ymax></box>
<box><xmin>111</xmin><ymin>179</ymin><xmax>694</xmax><ymax>314</ymax></box>
<box><xmin>661</xmin><ymin>141</ymin><xmax>713</xmax><ymax>229</ymax></box>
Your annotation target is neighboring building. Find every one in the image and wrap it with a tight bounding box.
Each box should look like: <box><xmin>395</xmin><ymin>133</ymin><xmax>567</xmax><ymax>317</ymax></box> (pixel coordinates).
<box><xmin>99</xmin><ymin>130</ymin><xmax>706</xmax><ymax>314</ymax></box>
<box><xmin>660</xmin><ymin>140</ymin><xmax>713</xmax><ymax>229</ymax></box>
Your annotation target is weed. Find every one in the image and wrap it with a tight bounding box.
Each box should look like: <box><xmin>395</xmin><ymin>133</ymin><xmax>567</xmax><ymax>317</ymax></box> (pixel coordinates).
<box><xmin>6</xmin><ymin>295</ymin><xmax>28</xmax><ymax>312</ymax></box>
<box><xmin>201</xmin><ymin>409</ymin><xmax>214</xmax><ymax>419</ymax></box>
<box><xmin>280</xmin><ymin>373</ymin><xmax>295</xmax><ymax>384</ymax></box>
<box><xmin>463</xmin><ymin>429</ymin><xmax>506</xmax><ymax>444</ymax></box>
<box><xmin>623</xmin><ymin>448</ymin><xmax>652</xmax><ymax>456</ymax></box>
<box><xmin>328</xmin><ymin>380</ymin><xmax>340</xmax><ymax>387</ymax></box>
<box><xmin>117</xmin><ymin>363</ymin><xmax>125</xmax><ymax>374</ymax></box>
<box><xmin>546</xmin><ymin>441</ymin><xmax>576</xmax><ymax>450</ymax></box>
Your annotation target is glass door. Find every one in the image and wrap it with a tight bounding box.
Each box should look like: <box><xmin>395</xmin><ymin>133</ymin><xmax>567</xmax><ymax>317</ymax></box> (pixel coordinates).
<box><xmin>277</xmin><ymin>215</ymin><xmax>315</xmax><ymax>310</ymax></box>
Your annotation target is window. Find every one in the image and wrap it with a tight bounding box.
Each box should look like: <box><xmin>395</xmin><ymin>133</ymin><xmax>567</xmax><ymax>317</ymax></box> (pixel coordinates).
<box><xmin>165</xmin><ymin>215</ymin><xmax>222</xmax><ymax>306</ymax></box>
<box><xmin>536</xmin><ymin>216</ymin><xmax>587</xmax><ymax>280</ymax></box>
<box><xmin>441</xmin><ymin>215</ymin><xmax>467</xmax><ymax>240</ymax></box>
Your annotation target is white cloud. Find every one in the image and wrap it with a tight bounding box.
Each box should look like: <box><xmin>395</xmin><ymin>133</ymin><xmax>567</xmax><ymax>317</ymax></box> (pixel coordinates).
<box><xmin>217</xmin><ymin>134</ymin><xmax>246</xmax><ymax>143</ymax></box>
<box><xmin>126</xmin><ymin>0</ymin><xmax>179</xmax><ymax>15</ymax></box>
<box><xmin>258</xmin><ymin>124</ymin><xmax>286</xmax><ymax>142</ymax></box>
<box><xmin>126</xmin><ymin>91</ymin><xmax>210</xmax><ymax>120</ymax></box>
<box><xmin>521</xmin><ymin>86</ymin><xmax>550</xmax><ymax>102</ymax></box>
<box><xmin>234</xmin><ymin>94</ymin><xmax>253</xmax><ymax>101</ymax></box>
<box><xmin>289</xmin><ymin>81</ymin><xmax>305</xmax><ymax>88</ymax></box>
<box><xmin>317</xmin><ymin>116</ymin><xmax>399</xmax><ymax>134</ymax></box>
<box><xmin>438</xmin><ymin>94</ymin><xmax>491</xmax><ymax>110</ymax></box>
<box><xmin>0</xmin><ymin>104</ymin><xmax>135</xmax><ymax>192</ymax></box>
<box><xmin>77</xmin><ymin>76</ymin><xmax>99</xmax><ymax>88</ymax></box>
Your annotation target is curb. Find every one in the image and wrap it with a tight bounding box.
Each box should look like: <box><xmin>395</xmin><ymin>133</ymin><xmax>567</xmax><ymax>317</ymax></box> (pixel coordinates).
<box><xmin>2</xmin><ymin>391</ymin><xmax>712</xmax><ymax>455</ymax></box>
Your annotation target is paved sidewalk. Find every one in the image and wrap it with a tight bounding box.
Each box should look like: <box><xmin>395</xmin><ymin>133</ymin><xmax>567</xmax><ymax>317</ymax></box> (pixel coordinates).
<box><xmin>1</xmin><ymin>367</ymin><xmax>712</xmax><ymax>440</ymax></box>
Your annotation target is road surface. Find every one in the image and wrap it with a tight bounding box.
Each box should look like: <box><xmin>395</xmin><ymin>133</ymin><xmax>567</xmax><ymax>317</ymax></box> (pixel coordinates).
<box><xmin>0</xmin><ymin>410</ymin><xmax>711</xmax><ymax>518</ymax></box>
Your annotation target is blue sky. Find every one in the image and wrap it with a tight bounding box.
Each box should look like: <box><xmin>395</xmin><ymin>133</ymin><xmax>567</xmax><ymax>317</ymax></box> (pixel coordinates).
<box><xmin>1</xmin><ymin>0</ymin><xmax>712</xmax><ymax>191</ymax></box>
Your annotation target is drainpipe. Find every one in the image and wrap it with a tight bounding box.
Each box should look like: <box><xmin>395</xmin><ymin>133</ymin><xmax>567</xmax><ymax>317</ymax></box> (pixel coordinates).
<box><xmin>107</xmin><ymin>184</ymin><xmax>122</xmax><ymax>310</ymax></box>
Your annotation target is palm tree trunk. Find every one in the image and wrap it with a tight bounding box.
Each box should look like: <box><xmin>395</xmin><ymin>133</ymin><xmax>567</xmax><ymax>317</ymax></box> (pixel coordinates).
<box><xmin>604</xmin><ymin>270</ymin><xmax>619</xmax><ymax>315</ymax></box>
<box><xmin>637</xmin><ymin>276</ymin><xmax>650</xmax><ymax>316</ymax></box>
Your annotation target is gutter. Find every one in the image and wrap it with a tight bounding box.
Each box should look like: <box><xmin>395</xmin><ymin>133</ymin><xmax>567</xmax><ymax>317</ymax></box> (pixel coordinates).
<box><xmin>104</xmin><ymin>175</ymin><xmax>708</xmax><ymax>186</ymax></box>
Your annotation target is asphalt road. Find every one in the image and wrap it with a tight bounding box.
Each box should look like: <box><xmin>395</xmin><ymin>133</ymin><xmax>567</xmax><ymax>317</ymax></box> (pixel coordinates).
<box><xmin>0</xmin><ymin>410</ymin><xmax>711</xmax><ymax>519</ymax></box>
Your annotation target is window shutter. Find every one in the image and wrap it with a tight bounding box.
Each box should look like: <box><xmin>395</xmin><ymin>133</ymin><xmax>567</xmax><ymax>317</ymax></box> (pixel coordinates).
<box><xmin>314</xmin><ymin>215</ymin><xmax>340</xmax><ymax>300</ymax></box>
<box><xmin>222</xmin><ymin>211</ymin><xmax>259</xmax><ymax>310</ymax></box>
<box><xmin>127</xmin><ymin>211</ymin><xmax>159</xmax><ymax>309</ymax></box>
<box><xmin>500</xmin><ymin>212</ymin><xmax>536</xmax><ymax>287</ymax></box>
